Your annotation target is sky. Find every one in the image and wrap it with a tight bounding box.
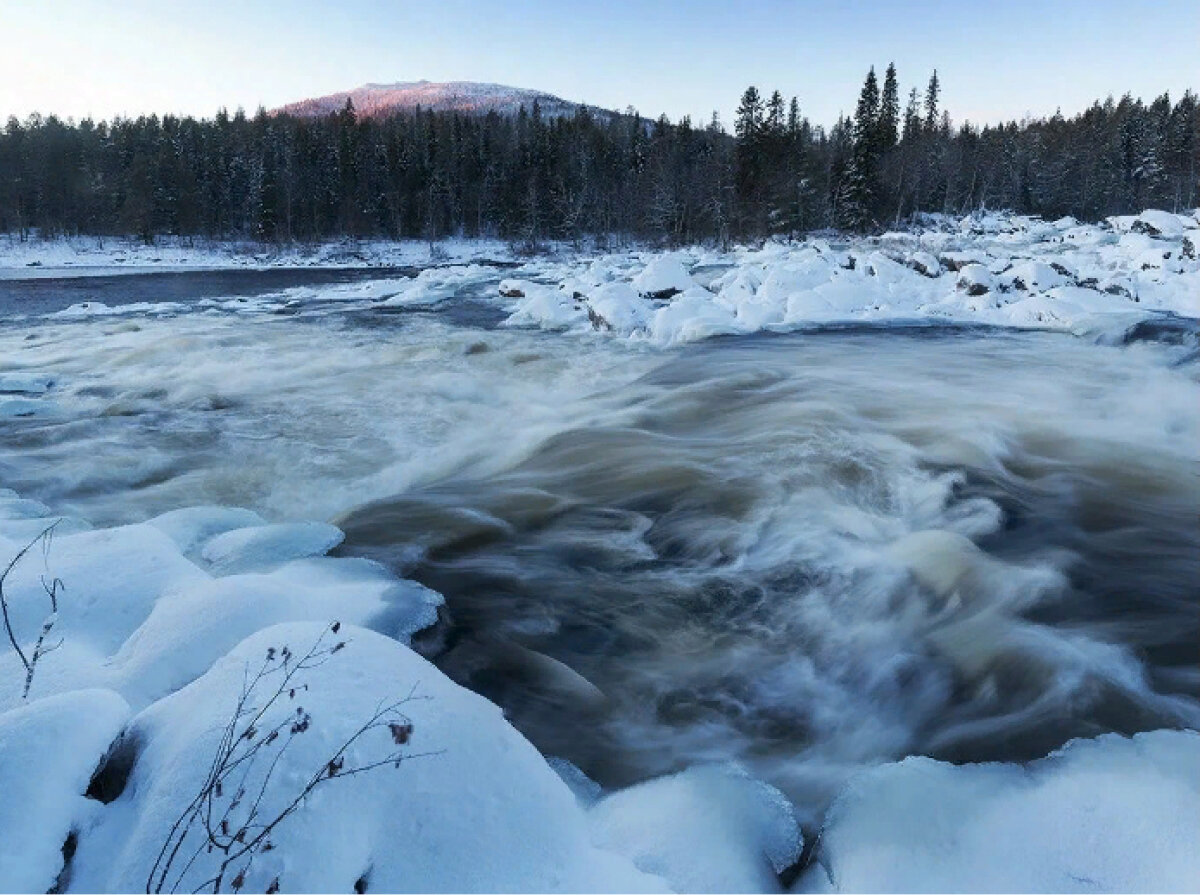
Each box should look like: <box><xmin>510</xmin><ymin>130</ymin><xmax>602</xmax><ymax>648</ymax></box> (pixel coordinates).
<box><xmin>1</xmin><ymin>0</ymin><xmax>1197</xmax><ymax>129</ymax></box>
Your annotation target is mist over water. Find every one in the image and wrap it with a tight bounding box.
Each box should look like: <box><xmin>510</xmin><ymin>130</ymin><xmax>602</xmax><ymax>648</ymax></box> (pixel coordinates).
<box><xmin>2</xmin><ymin>289</ymin><xmax>1197</xmax><ymax>828</ymax></box>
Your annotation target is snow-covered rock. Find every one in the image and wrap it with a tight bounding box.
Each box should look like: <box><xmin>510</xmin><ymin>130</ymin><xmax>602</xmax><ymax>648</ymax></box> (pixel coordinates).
<box><xmin>0</xmin><ymin>689</ymin><xmax>131</xmax><ymax>893</ymax></box>
<box><xmin>631</xmin><ymin>255</ymin><xmax>693</xmax><ymax>298</ymax></box>
<box><xmin>591</xmin><ymin>764</ymin><xmax>802</xmax><ymax>893</ymax></box>
<box><xmin>956</xmin><ymin>263</ymin><xmax>994</xmax><ymax>296</ymax></box>
<box><xmin>800</xmin><ymin>730</ymin><xmax>1200</xmax><ymax>893</ymax></box>
<box><xmin>201</xmin><ymin>521</ymin><xmax>345</xmax><ymax>575</ymax></box>
<box><xmin>147</xmin><ymin>506</ymin><xmax>267</xmax><ymax>557</ymax></box>
<box><xmin>585</xmin><ymin>282</ymin><xmax>655</xmax><ymax>333</ymax></box>
<box><xmin>69</xmin><ymin>622</ymin><xmax>665</xmax><ymax>894</ymax></box>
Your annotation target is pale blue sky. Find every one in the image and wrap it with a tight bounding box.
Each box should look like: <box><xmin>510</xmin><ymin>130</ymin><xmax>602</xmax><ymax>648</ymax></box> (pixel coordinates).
<box><xmin>1</xmin><ymin>0</ymin><xmax>1196</xmax><ymax>128</ymax></box>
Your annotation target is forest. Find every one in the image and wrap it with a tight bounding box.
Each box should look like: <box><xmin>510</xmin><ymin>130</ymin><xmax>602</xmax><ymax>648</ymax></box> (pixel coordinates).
<box><xmin>0</xmin><ymin>66</ymin><xmax>1196</xmax><ymax>245</ymax></box>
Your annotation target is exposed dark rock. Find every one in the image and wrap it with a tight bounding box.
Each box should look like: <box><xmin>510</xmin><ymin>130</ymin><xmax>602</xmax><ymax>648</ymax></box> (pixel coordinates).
<box><xmin>86</xmin><ymin>729</ymin><xmax>140</xmax><ymax>804</ymax></box>
<box><xmin>586</xmin><ymin>305</ymin><xmax>612</xmax><ymax>331</ymax></box>
<box><xmin>1130</xmin><ymin>219</ymin><xmax>1162</xmax><ymax>237</ymax></box>
<box><xmin>47</xmin><ymin>831</ymin><xmax>77</xmax><ymax>894</ymax></box>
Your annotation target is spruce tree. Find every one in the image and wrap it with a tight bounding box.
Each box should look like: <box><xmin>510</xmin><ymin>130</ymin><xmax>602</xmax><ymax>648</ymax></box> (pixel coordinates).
<box><xmin>924</xmin><ymin>71</ymin><xmax>941</xmax><ymax>133</ymax></box>
<box><xmin>734</xmin><ymin>87</ymin><xmax>766</xmax><ymax>232</ymax></box>
<box><xmin>837</xmin><ymin>67</ymin><xmax>882</xmax><ymax>230</ymax></box>
<box><xmin>879</xmin><ymin>63</ymin><xmax>900</xmax><ymax>151</ymax></box>
<box><xmin>902</xmin><ymin>88</ymin><xmax>921</xmax><ymax>143</ymax></box>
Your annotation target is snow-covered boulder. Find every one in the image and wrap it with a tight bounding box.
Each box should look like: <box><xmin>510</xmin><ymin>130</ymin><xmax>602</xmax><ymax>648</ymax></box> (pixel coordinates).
<box><xmin>585</xmin><ymin>282</ymin><xmax>655</xmax><ymax>333</ymax></box>
<box><xmin>68</xmin><ymin>622</ymin><xmax>664</xmax><ymax>893</ymax></box>
<box><xmin>591</xmin><ymin>764</ymin><xmax>802</xmax><ymax>894</ymax></box>
<box><xmin>631</xmin><ymin>255</ymin><xmax>693</xmax><ymax>298</ymax></box>
<box><xmin>1001</xmin><ymin>260</ymin><xmax>1069</xmax><ymax>292</ymax></box>
<box><xmin>497</xmin><ymin>278</ymin><xmax>529</xmax><ymax>298</ymax></box>
<box><xmin>0</xmin><ymin>523</ymin><xmax>208</xmax><ymax>684</ymax></box>
<box><xmin>108</xmin><ymin>557</ymin><xmax>442</xmax><ymax>708</ymax></box>
<box><xmin>1131</xmin><ymin>209</ymin><xmax>1187</xmax><ymax>239</ymax></box>
<box><xmin>800</xmin><ymin>730</ymin><xmax>1200</xmax><ymax>893</ymax></box>
<box><xmin>650</xmin><ymin>288</ymin><xmax>740</xmax><ymax>345</ymax></box>
<box><xmin>0</xmin><ymin>690</ymin><xmax>131</xmax><ymax>893</ymax></box>
<box><xmin>147</xmin><ymin>506</ymin><xmax>267</xmax><ymax>557</ymax></box>
<box><xmin>200</xmin><ymin>521</ymin><xmax>345</xmax><ymax>575</ymax></box>
<box><xmin>503</xmin><ymin>283</ymin><xmax>588</xmax><ymax>330</ymax></box>
<box><xmin>956</xmin><ymin>263</ymin><xmax>994</xmax><ymax>296</ymax></box>
<box><xmin>908</xmin><ymin>251</ymin><xmax>942</xmax><ymax>277</ymax></box>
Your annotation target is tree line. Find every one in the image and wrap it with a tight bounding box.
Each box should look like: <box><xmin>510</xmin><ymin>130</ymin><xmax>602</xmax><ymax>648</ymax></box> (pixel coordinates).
<box><xmin>0</xmin><ymin>67</ymin><xmax>1196</xmax><ymax>245</ymax></box>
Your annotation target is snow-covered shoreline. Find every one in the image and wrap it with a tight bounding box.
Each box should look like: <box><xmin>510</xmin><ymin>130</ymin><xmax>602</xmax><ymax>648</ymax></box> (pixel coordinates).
<box><xmin>0</xmin><ymin>233</ymin><xmax>520</xmax><ymax>279</ymax></box>
<box><xmin>5</xmin><ymin>207</ymin><xmax>1197</xmax><ymax>342</ymax></box>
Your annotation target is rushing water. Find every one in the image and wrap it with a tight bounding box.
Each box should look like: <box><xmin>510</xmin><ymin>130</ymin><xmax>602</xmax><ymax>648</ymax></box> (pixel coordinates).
<box><xmin>2</xmin><ymin>271</ymin><xmax>1197</xmax><ymax>828</ymax></box>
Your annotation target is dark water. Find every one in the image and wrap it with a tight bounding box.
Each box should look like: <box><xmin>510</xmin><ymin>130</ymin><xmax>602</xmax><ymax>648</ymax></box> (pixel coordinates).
<box><xmin>0</xmin><ymin>267</ymin><xmax>419</xmax><ymax>317</ymax></box>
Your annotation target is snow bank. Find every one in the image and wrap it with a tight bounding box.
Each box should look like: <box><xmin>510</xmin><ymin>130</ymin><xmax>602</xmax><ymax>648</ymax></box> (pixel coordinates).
<box><xmin>0</xmin><ymin>234</ymin><xmax>515</xmax><ymax>276</ymax></box>
<box><xmin>0</xmin><ymin>689</ymin><xmax>131</xmax><ymax>892</ymax></box>
<box><xmin>69</xmin><ymin>622</ymin><xmax>664</xmax><ymax>894</ymax></box>
<box><xmin>800</xmin><ymin>729</ymin><xmax>1200</xmax><ymax>893</ymax></box>
<box><xmin>590</xmin><ymin>764</ymin><xmax>802</xmax><ymax>893</ymax></box>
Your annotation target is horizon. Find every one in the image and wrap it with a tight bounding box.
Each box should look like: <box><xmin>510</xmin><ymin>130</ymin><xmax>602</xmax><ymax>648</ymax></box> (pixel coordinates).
<box><xmin>1</xmin><ymin>0</ymin><xmax>1197</xmax><ymax>130</ymax></box>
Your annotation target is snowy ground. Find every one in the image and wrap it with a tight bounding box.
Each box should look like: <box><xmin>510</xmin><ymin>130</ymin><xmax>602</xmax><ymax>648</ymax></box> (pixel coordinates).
<box><xmin>0</xmin><ymin>232</ymin><xmax>516</xmax><ymax>279</ymax></box>
<box><xmin>1</xmin><ymin>209</ymin><xmax>1198</xmax><ymax>893</ymax></box>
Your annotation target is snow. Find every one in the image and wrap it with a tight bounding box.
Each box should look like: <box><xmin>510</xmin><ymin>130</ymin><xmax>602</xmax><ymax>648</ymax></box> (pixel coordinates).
<box><xmin>0</xmin><ymin>471</ymin><xmax>1195</xmax><ymax>892</ymax></box>
<box><xmin>0</xmin><ymin>689</ymin><xmax>131</xmax><ymax>893</ymax></box>
<box><xmin>631</xmin><ymin>255</ymin><xmax>694</xmax><ymax>297</ymax></box>
<box><xmin>495</xmin><ymin>208</ymin><xmax>1199</xmax><ymax>344</ymax></box>
<box><xmin>6</xmin><ymin>207</ymin><xmax>1199</xmax><ymax>343</ymax></box>
<box><xmin>0</xmin><ymin>233</ymin><xmax>515</xmax><ymax>277</ymax></box>
<box><xmin>200</xmin><ymin>521</ymin><xmax>346</xmax><ymax>575</ymax></box>
<box><xmin>800</xmin><ymin>730</ymin><xmax>1200</xmax><ymax>893</ymax></box>
<box><xmin>68</xmin><ymin>622</ymin><xmax>664</xmax><ymax>894</ymax></box>
<box><xmin>590</xmin><ymin>764</ymin><xmax>802</xmax><ymax>894</ymax></box>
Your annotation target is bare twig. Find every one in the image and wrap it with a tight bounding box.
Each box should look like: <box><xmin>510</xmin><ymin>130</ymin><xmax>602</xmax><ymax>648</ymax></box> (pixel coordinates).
<box><xmin>0</xmin><ymin>519</ymin><xmax>64</xmax><ymax>698</ymax></box>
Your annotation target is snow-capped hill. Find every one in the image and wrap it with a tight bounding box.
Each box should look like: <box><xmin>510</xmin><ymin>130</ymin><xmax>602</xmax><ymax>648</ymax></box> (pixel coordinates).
<box><xmin>275</xmin><ymin>80</ymin><xmax>613</xmax><ymax>120</ymax></box>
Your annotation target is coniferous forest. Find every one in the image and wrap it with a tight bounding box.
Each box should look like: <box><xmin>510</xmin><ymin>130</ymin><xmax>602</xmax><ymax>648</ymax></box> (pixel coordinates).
<box><xmin>1</xmin><ymin>66</ymin><xmax>1197</xmax><ymax>245</ymax></box>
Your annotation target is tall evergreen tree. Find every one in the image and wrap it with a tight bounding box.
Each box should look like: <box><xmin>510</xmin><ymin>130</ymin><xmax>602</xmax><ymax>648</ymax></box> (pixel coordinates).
<box><xmin>924</xmin><ymin>71</ymin><xmax>941</xmax><ymax>133</ymax></box>
<box><xmin>878</xmin><ymin>63</ymin><xmax>900</xmax><ymax>151</ymax></box>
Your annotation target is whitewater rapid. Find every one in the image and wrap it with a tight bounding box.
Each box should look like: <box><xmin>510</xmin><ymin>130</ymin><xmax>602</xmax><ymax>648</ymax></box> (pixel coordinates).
<box><xmin>2</xmin><ymin>268</ymin><xmax>1197</xmax><ymax>832</ymax></box>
